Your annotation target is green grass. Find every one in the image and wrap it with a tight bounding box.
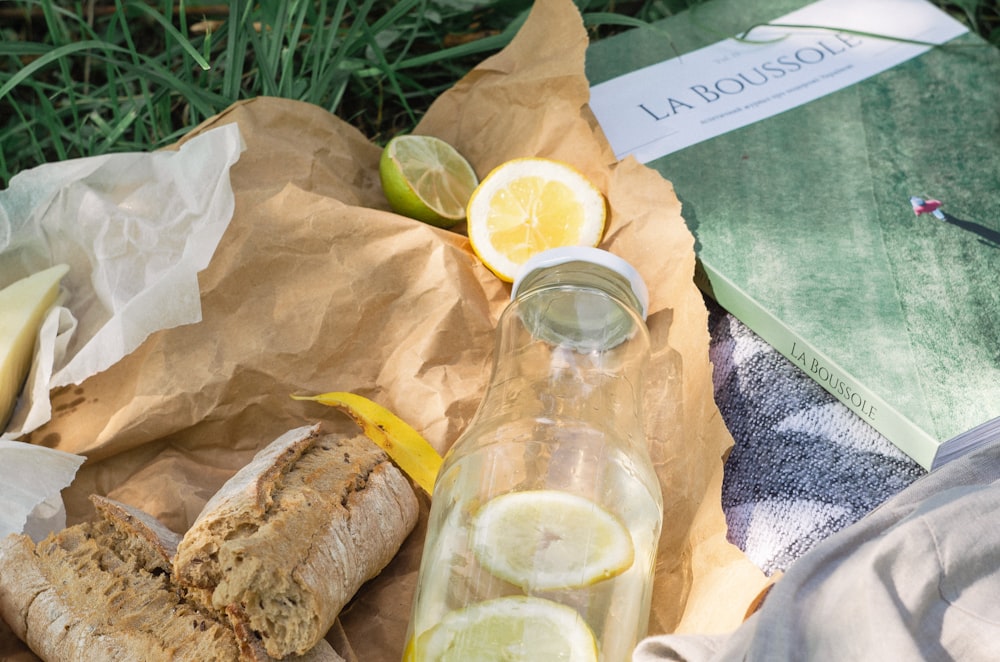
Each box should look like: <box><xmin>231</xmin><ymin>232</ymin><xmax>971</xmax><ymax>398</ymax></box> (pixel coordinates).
<box><xmin>1</xmin><ymin>0</ymin><xmax>997</xmax><ymax>187</ymax></box>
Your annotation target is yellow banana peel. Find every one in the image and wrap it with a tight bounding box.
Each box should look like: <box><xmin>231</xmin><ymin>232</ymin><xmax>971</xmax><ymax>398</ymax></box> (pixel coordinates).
<box><xmin>292</xmin><ymin>391</ymin><xmax>441</xmax><ymax>495</ymax></box>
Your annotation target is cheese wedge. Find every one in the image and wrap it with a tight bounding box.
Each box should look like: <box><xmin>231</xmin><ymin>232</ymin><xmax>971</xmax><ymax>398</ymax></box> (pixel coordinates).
<box><xmin>0</xmin><ymin>264</ymin><xmax>70</xmax><ymax>429</ymax></box>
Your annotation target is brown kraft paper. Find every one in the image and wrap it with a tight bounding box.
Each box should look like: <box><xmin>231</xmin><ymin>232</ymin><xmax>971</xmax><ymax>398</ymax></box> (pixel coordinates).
<box><xmin>8</xmin><ymin>0</ymin><xmax>767</xmax><ymax>659</ymax></box>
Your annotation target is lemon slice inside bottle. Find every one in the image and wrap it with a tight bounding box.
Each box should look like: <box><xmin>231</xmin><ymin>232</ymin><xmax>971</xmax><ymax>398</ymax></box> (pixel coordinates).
<box><xmin>410</xmin><ymin>596</ymin><xmax>598</xmax><ymax>662</ymax></box>
<box><xmin>470</xmin><ymin>490</ymin><xmax>634</xmax><ymax>591</ymax></box>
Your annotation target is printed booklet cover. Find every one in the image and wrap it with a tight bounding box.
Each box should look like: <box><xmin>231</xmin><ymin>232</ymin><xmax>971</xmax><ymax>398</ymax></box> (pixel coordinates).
<box><xmin>587</xmin><ymin>0</ymin><xmax>1000</xmax><ymax>470</ymax></box>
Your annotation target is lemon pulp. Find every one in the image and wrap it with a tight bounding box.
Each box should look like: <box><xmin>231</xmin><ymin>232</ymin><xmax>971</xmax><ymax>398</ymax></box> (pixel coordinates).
<box><xmin>411</xmin><ymin>596</ymin><xmax>598</xmax><ymax>662</ymax></box>
<box><xmin>466</xmin><ymin>157</ymin><xmax>606</xmax><ymax>281</ymax></box>
<box><xmin>470</xmin><ymin>489</ymin><xmax>635</xmax><ymax>592</ymax></box>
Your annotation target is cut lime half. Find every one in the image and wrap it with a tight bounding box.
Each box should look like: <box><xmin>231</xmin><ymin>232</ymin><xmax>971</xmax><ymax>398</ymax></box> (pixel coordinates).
<box><xmin>379</xmin><ymin>134</ymin><xmax>478</xmax><ymax>228</ymax></box>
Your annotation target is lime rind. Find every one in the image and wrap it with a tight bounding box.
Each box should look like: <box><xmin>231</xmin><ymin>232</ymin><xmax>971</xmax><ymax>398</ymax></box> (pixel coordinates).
<box><xmin>379</xmin><ymin>134</ymin><xmax>478</xmax><ymax>228</ymax></box>
<box><xmin>470</xmin><ymin>489</ymin><xmax>634</xmax><ymax>592</ymax></box>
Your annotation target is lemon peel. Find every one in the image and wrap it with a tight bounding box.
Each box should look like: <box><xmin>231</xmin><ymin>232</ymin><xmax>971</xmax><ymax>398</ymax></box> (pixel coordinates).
<box><xmin>291</xmin><ymin>391</ymin><xmax>441</xmax><ymax>495</ymax></box>
<box><xmin>470</xmin><ymin>489</ymin><xmax>634</xmax><ymax>591</ymax></box>
<box><xmin>466</xmin><ymin>157</ymin><xmax>606</xmax><ymax>282</ymax></box>
<box><xmin>410</xmin><ymin>596</ymin><xmax>598</xmax><ymax>662</ymax></box>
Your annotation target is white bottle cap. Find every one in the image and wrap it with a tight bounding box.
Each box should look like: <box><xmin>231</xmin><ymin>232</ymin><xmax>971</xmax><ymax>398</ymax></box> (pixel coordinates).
<box><xmin>511</xmin><ymin>246</ymin><xmax>649</xmax><ymax>320</ymax></box>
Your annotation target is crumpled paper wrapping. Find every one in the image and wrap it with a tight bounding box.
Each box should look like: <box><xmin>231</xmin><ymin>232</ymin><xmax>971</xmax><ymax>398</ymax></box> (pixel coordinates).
<box><xmin>0</xmin><ymin>123</ymin><xmax>243</xmax><ymax>438</ymax></box>
<box><xmin>3</xmin><ymin>0</ymin><xmax>766</xmax><ymax>659</ymax></box>
<box><xmin>0</xmin><ymin>441</ymin><xmax>84</xmax><ymax>542</ymax></box>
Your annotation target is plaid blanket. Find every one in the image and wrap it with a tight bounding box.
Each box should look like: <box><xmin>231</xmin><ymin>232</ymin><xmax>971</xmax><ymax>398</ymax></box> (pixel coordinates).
<box><xmin>708</xmin><ymin>300</ymin><xmax>926</xmax><ymax>575</ymax></box>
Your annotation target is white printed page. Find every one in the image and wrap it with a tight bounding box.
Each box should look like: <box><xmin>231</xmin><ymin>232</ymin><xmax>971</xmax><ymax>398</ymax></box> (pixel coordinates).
<box><xmin>589</xmin><ymin>0</ymin><xmax>968</xmax><ymax>162</ymax></box>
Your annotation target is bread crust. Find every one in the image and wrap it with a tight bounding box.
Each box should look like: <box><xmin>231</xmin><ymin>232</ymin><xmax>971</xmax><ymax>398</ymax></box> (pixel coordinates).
<box><xmin>225</xmin><ymin>604</ymin><xmax>345</xmax><ymax>662</ymax></box>
<box><xmin>174</xmin><ymin>424</ymin><xmax>419</xmax><ymax>658</ymax></box>
<box><xmin>0</xmin><ymin>424</ymin><xmax>416</xmax><ymax>660</ymax></box>
<box><xmin>173</xmin><ymin>425</ymin><xmax>323</xmax><ymax>591</ymax></box>
<box><xmin>0</xmin><ymin>498</ymin><xmax>241</xmax><ymax>661</ymax></box>
<box><xmin>0</xmin><ymin>533</ymin><xmax>130</xmax><ymax>661</ymax></box>
<box><xmin>91</xmin><ymin>494</ymin><xmax>181</xmax><ymax>570</ymax></box>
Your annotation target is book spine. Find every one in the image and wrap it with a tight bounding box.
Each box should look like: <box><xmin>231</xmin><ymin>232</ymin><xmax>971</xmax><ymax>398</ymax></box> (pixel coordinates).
<box><xmin>696</xmin><ymin>260</ymin><xmax>938</xmax><ymax>471</ymax></box>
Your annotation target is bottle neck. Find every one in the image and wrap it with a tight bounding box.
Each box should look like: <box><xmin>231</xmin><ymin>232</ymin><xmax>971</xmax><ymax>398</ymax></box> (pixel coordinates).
<box><xmin>514</xmin><ymin>259</ymin><xmax>647</xmax><ymax>344</ymax></box>
<box><xmin>473</xmin><ymin>272</ymin><xmax>650</xmax><ymax>439</ymax></box>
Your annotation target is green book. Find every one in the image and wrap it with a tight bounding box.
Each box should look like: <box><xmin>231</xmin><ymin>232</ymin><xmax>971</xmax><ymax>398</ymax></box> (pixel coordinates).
<box><xmin>586</xmin><ymin>0</ymin><xmax>1000</xmax><ymax>470</ymax></box>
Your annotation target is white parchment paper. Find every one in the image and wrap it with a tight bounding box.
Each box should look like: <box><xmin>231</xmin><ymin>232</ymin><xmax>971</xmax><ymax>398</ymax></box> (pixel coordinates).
<box><xmin>0</xmin><ymin>440</ymin><xmax>85</xmax><ymax>541</ymax></box>
<box><xmin>0</xmin><ymin>123</ymin><xmax>244</xmax><ymax>439</ymax></box>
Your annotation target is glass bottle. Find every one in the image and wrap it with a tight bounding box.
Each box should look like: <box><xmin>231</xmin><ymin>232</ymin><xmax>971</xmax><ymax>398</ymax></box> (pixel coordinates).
<box><xmin>405</xmin><ymin>246</ymin><xmax>664</xmax><ymax>661</ymax></box>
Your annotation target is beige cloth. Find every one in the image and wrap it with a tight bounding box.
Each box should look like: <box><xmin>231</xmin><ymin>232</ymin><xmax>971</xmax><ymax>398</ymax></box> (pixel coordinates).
<box><xmin>634</xmin><ymin>439</ymin><xmax>1000</xmax><ymax>661</ymax></box>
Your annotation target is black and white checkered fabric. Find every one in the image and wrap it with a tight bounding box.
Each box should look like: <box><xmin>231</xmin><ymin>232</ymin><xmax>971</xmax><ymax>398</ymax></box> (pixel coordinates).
<box><xmin>708</xmin><ymin>301</ymin><xmax>926</xmax><ymax>576</ymax></box>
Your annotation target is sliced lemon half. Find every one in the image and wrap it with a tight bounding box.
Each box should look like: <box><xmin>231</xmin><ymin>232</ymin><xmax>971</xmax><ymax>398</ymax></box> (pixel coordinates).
<box><xmin>466</xmin><ymin>157</ymin><xmax>606</xmax><ymax>282</ymax></box>
<box><xmin>412</xmin><ymin>596</ymin><xmax>598</xmax><ymax>662</ymax></box>
<box><xmin>379</xmin><ymin>134</ymin><xmax>479</xmax><ymax>228</ymax></box>
<box><xmin>471</xmin><ymin>490</ymin><xmax>634</xmax><ymax>591</ymax></box>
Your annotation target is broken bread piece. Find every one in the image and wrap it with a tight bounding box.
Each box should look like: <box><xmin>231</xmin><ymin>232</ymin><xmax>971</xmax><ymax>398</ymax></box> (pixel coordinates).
<box><xmin>0</xmin><ymin>495</ymin><xmax>243</xmax><ymax>661</ymax></box>
<box><xmin>173</xmin><ymin>424</ymin><xmax>420</xmax><ymax>658</ymax></box>
<box><xmin>0</xmin><ymin>495</ymin><xmax>344</xmax><ymax>662</ymax></box>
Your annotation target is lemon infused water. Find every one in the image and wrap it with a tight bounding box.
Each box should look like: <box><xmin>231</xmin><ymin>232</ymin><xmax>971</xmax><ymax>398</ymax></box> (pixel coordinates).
<box><xmin>406</xmin><ymin>247</ymin><xmax>664</xmax><ymax>661</ymax></box>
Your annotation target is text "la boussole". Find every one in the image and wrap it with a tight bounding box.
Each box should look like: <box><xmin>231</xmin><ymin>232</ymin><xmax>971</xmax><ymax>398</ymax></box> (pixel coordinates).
<box><xmin>638</xmin><ymin>33</ymin><xmax>864</xmax><ymax>119</ymax></box>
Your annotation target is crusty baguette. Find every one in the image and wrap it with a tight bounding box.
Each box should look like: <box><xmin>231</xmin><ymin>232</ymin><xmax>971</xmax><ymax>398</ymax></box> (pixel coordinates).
<box><xmin>91</xmin><ymin>491</ymin><xmax>181</xmax><ymax>570</ymax></box>
<box><xmin>0</xmin><ymin>614</ymin><xmax>39</xmax><ymax>662</ymax></box>
<box><xmin>0</xmin><ymin>495</ymin><xmax>242</xmax><ymax>661</ymax></box>
<box><xmin>173</xmin><ymin>424</ymin><xmax>420</xmax><ymax>658</ymax></box>
<box><xmin>226</xmin><ymin>604</ymin><xmax>346</xmax><ymax>662</ymax></box>
<box><xmin>0</xmin><ymin>495</ymin><xmax>345</xmax><ymax>662</ymax></box>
